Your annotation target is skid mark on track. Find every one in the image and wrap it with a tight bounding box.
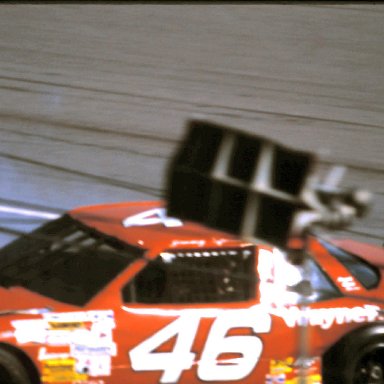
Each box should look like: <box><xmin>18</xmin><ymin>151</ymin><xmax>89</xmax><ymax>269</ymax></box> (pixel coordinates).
<box><xmin>0</xmin><ymin>113</ymin><xmax>179</xmax><ymax>145</ymax></box>
<box><xmin>0</xmin><ymin>127</ymin><xmax>169</xmax><ymax>160</ymax></box>
<box><xmin>0</xmin><ymin>152</ymin><xmax>163</xmax><ymax>198</ymax></box>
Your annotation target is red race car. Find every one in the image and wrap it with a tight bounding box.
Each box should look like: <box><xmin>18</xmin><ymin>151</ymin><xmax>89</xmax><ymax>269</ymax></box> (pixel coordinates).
<box><xmin>0</xmin><ymin>200</ymin><xmax>383</xmax><ymax>384</ymax></box>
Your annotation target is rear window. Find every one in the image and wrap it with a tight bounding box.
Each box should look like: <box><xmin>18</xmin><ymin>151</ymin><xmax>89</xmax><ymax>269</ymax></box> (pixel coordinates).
<box><xmin>321</xmin><ymin>240</ymin><xmax>380</xmax><ymax>290</ymax></box>
<box><xmin>0</xmin><ymin>215</ymin><xmax>142</xmax><ymax>306</ymax></box>
<box><xmin>122</xmin><ymin>246</ymin><xmax>256</xmax><ymax>304</ymax></box>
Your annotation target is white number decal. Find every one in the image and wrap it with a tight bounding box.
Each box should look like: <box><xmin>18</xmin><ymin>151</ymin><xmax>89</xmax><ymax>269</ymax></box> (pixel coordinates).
<box><xmin>129</xmin><ymin>309</ymin><xmax>271</xmax><ymax>383</ymax></box>
<box><xmin>122</xmin><ymin>208</ymin><xmax>182</xmax><ymax>228</ymax></box>
<box><xmin>129</xmin><ymin>315</ymin><xmax>200</xmax><ymax>383</ymax></box>
<box><xmin>199</xmin><ymin>310</ymin><xmax>270</xmax><ymax>381</ymax></box>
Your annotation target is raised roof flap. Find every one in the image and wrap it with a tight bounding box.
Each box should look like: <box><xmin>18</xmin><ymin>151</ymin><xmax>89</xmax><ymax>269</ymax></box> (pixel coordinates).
<box><xmin>166</xmin><ymin>119</ymin><xmax>315</xmax><ymax>249</ymax></box>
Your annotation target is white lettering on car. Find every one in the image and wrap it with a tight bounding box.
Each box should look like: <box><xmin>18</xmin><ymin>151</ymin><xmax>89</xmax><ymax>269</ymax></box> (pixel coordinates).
<box><xmin>122</xmin><ymin>208</ymin><xmax>182</xmax><ymax>228</ymax></box>
<box><xmin>128</xmin><ymin>307</ymin><xmax>272</xmax><ymax>383</ymax></box>
<box><xmin>271</xmin><ymin>304</ymin><xmax>381</xmax><ymax>330</ymax></box>
<box><xmin>337</xmin><ymin>276</ymin><xmax>361</xmax><ymax>291</ymax></box>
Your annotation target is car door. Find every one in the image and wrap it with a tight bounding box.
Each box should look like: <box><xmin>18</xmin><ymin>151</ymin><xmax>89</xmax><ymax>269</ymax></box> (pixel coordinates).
<box><xmin>113</xmin><ymin>244</ymin><xmax>284</xmax><ymax>384</ymax></box>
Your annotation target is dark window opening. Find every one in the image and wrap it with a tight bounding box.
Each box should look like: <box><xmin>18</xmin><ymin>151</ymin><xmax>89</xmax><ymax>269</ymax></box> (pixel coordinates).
<box><xmin>304</xmin><ymin>257</ymin><xmax>342</xmax><ymax>303</ymax></box>
<box><xmin>122</xmin><ymin>246</ymin><xmax>256</xmax><ymax>304</ymax></box>
<box><xmin>0</xmin><ymin>215</ymin><xmax>142</xmax><ymax>306</ymax></box>
<box><xmin>320</xmin><ymin>240</ymin><xmax>380</xmax><ymax>290</ymax></box>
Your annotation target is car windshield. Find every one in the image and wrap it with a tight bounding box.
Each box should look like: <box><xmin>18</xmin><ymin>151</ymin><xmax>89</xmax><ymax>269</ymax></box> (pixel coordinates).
<box><xmin>0</xmin><ymin>215</ymin><xmax>142</xmax><ymax>306</ymax></box>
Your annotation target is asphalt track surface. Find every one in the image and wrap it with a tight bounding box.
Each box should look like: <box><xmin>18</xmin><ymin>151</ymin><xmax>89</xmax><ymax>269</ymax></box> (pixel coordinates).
<box><xmin>0</xmin><ymin>4</ymin><xmax>383</xmax><ymax>248</ymax></box>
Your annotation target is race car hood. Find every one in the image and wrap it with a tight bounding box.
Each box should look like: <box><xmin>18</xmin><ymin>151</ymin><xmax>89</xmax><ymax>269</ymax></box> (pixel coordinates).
<box><xmin>69</xmin><ymin>200</ymin><xmax>246</xmax><ymax>254</ymax></box>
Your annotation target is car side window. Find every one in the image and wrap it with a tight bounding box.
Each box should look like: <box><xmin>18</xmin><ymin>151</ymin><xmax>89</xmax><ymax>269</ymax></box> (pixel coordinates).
<box><xmin>305</xmin><ymin>258</ymin><xmax>342</xmax><ymax>302</ymax></box>
<box><xmin>122</xmin><ymin>262</ymin><xmax>167</xmax><ymax>303</ymax></box>
<box><xmin>121</xmin><ymin>246</ymin><xmax>256</xmax><ymax>304</ymax></box>
<box><xmin>320</xmin><ymin>240</ymin><xmax>380</xmax><ymax>290</ymax></box>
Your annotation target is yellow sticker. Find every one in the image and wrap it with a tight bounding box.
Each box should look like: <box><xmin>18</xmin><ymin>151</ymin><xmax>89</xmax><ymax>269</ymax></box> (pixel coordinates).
<box><xmin>41</xmin><ymin>358</ymin><xmax>88</xmax><ymax>383</ymax></box>
<box><xmin>286</xmin><ymin>374</ymin><xmax>322</xmax><ymax>384</ymax></box>
<box><xmin>48</xmin><ymin>322</ymin><xmax>86</xmax><ymax>330</ymax></box>
<box><xmin>270</xmin><ymin>357</ymin><xmax>294</xmax><ymax>374</ymax></box>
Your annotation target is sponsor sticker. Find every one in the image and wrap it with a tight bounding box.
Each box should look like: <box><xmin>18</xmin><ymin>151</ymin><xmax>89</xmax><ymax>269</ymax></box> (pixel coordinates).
<box><xmin>271</xmin><ymin>304</ymin><xmax>382</xmax><ymax>330</ymax></box>
<box><xmin>11</xmin><ymin>310</ymin><xmax>115</xmax><ymax>383</ymax></box>
<box><xmin>41</xmin><ymin>357</ymin><xmax>88</xmax><ymax>383</ymax></box>
<box><xmin>266</xmin><ymin>357</ymin><xmax>322</xmax><ymax>384</ymax></box>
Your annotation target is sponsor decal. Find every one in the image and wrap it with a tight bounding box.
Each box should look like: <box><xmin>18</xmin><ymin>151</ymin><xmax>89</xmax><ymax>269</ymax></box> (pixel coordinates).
<box><xmin>265</xmin><ymin>357</ymin><xmax>322</xmax><ymax>384</ymax></box>
<box><xmin>41</xmin><ymin>357</ymin><xmax>88</xmax><ymax>383</ymax></box>
<box><xmin>337</xmin><ymin>276</ymin><xmax>361</xmax><ymax>292</ymax></box>
<box><xmin>11</xmin><ymin>310</ymin><xmax>116</xmax><ymax>383</ymax></box>
<box><xmin>171</xmin><ymin>239</ymin><xmax>206</xmax><ymax>247</ymax></box>
<box><xmin>48</xmin><ymin>321</ymin><xmax>89</xmax><ymax>331</ymax></box>
<box><xmin>271</xmin><ymin>304</ymin><xmax>382</xmax><ymax>330</ymax></box>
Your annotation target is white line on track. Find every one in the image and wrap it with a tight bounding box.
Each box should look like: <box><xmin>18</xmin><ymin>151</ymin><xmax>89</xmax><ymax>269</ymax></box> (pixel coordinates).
<box><xmin>0</xmin><ymin>205</ymin><xmax>60</xmax><ymax>220</ymax></box>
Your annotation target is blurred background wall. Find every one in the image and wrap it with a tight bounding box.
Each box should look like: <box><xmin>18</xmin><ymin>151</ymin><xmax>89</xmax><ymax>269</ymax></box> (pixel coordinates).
<box><xmin>0</xmin><ymin>4</ymin><xmax>383</xmax><ymax>245</ymax></box>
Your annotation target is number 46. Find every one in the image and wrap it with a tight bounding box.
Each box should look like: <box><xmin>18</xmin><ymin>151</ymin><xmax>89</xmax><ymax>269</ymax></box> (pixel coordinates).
<box><xmin>129</xmin><ymin>309</ymin><xmax>271</xmax><ymax>383</ymax></box>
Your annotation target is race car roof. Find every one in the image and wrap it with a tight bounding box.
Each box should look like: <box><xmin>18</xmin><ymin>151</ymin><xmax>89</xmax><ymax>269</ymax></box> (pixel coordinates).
<box><xmin>69</xmin><ymin>200</ymin><xmax>249</xmax><ymax>255</ymax></box>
